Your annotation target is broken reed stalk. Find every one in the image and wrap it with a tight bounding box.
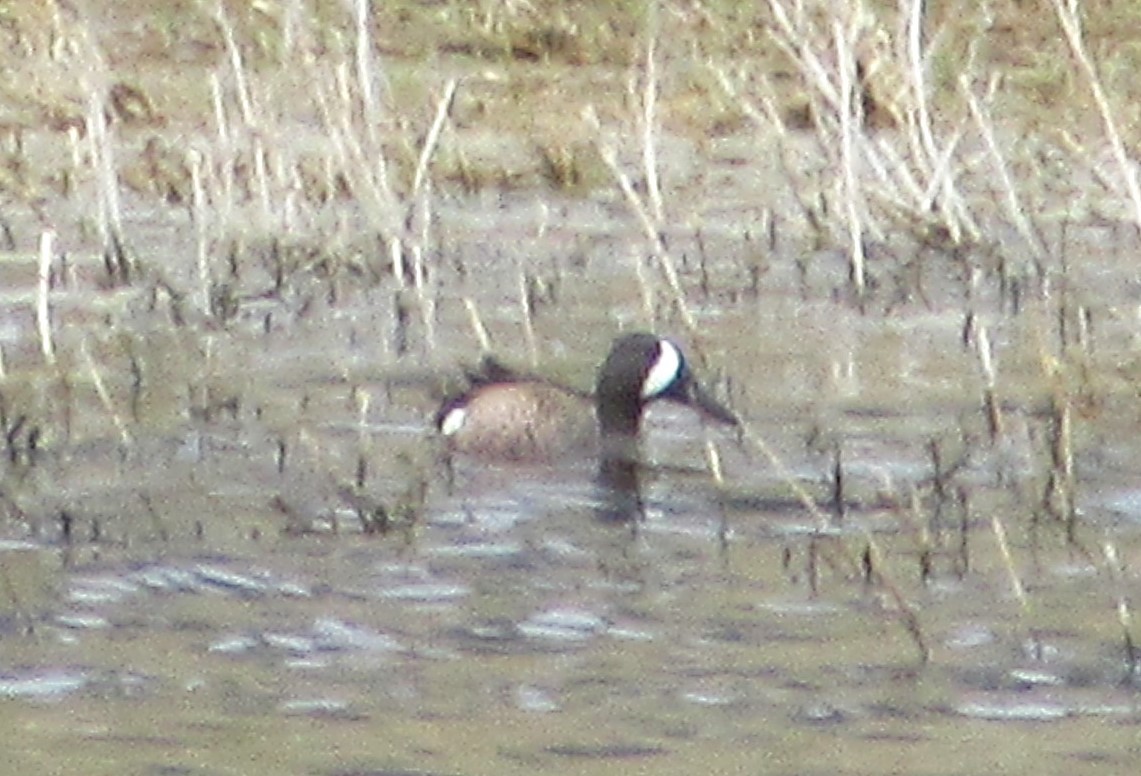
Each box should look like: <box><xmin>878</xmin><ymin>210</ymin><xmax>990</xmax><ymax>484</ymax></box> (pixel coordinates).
<box><xmin>974</xmin><ymin>323</ymin><xmax>1002</xmax><ymax>440</ymax></box>
<box><xmin>463</xmin><ymin>298</ymin><xmax>491</xmax><ymax>353</ymax></box>
<box><xmin>739</xmin><ymin>425</ymin><xmax>833</xmax><ymax>533</ymax></box>
<box><xmin>991</xmin><ymin>514</ymin><xmax>1028</xmax><ymax>610</ymax></box>
<box><xmin>37</xmin><ymin>231</ymin><xmax>56</xmax><ymax>366</ymax></box>
<box><xmin>410</xmin><ymin>79</ymin><xmax>458</xmax><ymax>201</ymax></box>
<box><xmin>864</xmin><ymin>535</ymin><xmax>932</xmax><ymax>664</ymax></box>
<box><xmin>961</xmin><ymin>73</ymin><xmax>1047</xmax><ymax>260</ymax></box>
<box><xmin>81</xmin><ymin>338</ymin><xmax>132</xmax><ymax>449</ymax></box>
<box><xmin>992</xmin><ymin>512</ymin><xmax>1046</xmax><ymax>660</ymax></box>
<box><xmin>1051</xmin><ymin>0</ymin><xmax>1141</xmax><ymax>235</ymax></box>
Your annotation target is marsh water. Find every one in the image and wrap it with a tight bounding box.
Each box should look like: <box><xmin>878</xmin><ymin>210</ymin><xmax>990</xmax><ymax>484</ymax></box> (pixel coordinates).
<box><xmin>3</xmin><ymin>8</ymin><xmax>1141</xmax><ymax>776</ymax></box>
<box><xmin>3</xmin><ymin>170</ymin><xmax>1141</xmax><ymax>775</ymax></box>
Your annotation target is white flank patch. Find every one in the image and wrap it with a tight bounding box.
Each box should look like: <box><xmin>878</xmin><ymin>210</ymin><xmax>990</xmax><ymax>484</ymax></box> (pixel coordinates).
<box><xmin>641</xmin><ymin>339</ymin><xmax>682</xmax><ymax>399</ymax></box>
<box><xmin>439</xmin><ymin>407</ymin><xmax>467</xmax><ymax>436</ymax></box>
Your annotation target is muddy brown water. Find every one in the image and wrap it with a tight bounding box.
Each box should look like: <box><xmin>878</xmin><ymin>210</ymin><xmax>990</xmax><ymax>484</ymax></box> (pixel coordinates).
<box><xmin>3</xmin><ymin>147</ymin><xmax>1141</xmax><ymax>776</ymax></box>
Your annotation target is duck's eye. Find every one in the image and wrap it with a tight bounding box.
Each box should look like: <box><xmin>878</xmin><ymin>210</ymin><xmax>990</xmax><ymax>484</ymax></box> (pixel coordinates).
<box><xmin>641</xmin><ymin>339</ymin><xmax>683</xmax><ymax>399</ymax></box>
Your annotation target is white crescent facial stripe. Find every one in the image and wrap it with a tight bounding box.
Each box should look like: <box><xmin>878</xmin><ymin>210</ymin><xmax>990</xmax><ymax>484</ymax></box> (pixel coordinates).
<box><xmin>641</xmin><ymin>339</ymin><xmax>682</xmax><ymax>399</ymax></box>
<box><xmin>440</xmin><ymin>406</ymin><xmax>467</xmax><ymax>436</ymax></box>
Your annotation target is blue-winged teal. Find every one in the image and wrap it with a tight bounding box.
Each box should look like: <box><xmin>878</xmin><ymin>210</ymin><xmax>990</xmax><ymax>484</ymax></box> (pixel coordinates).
<box><xmin>436</xmin><ymin>333</ymin><xmax>738</xmax><ymax>464</ymax></box>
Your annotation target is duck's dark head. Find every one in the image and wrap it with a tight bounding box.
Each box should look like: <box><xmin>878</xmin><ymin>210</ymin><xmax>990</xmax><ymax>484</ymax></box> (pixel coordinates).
<box><xmin>595</xmin><ymin>333</ymin><xmax>738</xmax><ymax>439</ymax></box>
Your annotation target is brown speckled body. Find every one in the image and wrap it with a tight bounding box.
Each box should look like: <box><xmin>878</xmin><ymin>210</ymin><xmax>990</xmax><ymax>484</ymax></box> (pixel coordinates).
<box><xmin>442</xmin><ymin>381</ymin><xmax>598</xmax><ymax>462</ymax></box>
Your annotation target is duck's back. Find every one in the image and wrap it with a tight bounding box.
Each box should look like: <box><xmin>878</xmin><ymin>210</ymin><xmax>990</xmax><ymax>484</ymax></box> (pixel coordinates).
<box><xmin>440</xmin><ymin>381</ymin><xmax>597</xmax><ymax>462</ymax></box>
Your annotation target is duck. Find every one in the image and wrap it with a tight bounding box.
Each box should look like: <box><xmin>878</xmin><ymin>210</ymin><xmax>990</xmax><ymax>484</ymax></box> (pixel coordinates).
<box><xmin>435</xmin><ymin>333</ymin><xmax>738</xmax><ymax>465</ymax></box>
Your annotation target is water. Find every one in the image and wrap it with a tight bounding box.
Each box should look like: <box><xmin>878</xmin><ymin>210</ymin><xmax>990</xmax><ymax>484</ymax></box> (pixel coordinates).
<box><xmin>3</xmin><ymin>190</ymin><xmax>1141</xmax><ymax>773</ymax></box>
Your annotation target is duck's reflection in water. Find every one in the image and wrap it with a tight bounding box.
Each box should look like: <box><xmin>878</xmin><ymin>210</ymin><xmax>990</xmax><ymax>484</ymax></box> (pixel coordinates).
<box><xmin>595</xmin><ymin>456</ymin><xmax>645</xmax><ymax>522</ymax></box>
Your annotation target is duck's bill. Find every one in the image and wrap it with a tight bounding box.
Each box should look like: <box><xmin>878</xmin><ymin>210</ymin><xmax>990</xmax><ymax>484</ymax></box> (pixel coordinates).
<box><xmin>685</xmin><ymin>380</ymin><xmax>740</xmax><ymax>426</ymax></box>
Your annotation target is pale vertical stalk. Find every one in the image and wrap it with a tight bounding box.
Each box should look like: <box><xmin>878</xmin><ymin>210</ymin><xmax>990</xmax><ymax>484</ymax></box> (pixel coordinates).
<box><xmin>353</xmin><ymin>0</ymin><xmax>380</xmax><ymax>139</ymax></box>
<box><xmin>905</xmin><ymin>0</ymin><xmax>935</xmax><ymax>176</ymax></box>
<box><xmin>254</xmin><ymin>138</ymin><xmax>271</xmax><ymax>225</ymax></box>
<box><xmin>189</xmin><ymin>150</ymin><xmax>211</xmax><ymax>313</ymax></box>
<box><xmin>975</xmin><ymin>323</ymin><xmax>1002</xmax><ymax>438</ymax></box>
<box><xmin>414</xmin><ymin>178</ymin><xmax>433</xmax><ymax>294</ymax></box>
<box><xmin>389</xmin><ymin>239</ymin><xmax>405</xmax><ymax>290</ymax></box>
<box><xmin>834</xmin><ymin>21</ymin><xmax>865</xmax><ymax>297</ymax></box>
<box><xmin>215</xmin><ymin>4</ymin><xmax>255</xmax><ymax>127</ymax></box>
<box><xmin>411</xmin><ymin>196</ymin><xmax>428</xmax><ymax>292</ymax></box>
<box><xmin>210</xmin><ymin>72</ymin><xmax>229</xmax><ymax>145</ymax></box>
<box><xmin>411</xmin><ymin>78</ymin><xmax>458</xmax><ymax>199</ymax></box>
<box><xmin>704</xmin><ymin>439</ymin><xmax>724</xmax><ymax>485</ymax></box>
<box><xmin>518</xmin><ymin>267</ymin><xmax>538</xmax><ymax>367</ymax></box>
<box><xmin>975</xmin><ymin>324</ymin><xmax>995</xmax><ymax>384</ymax></box>
<box><xmin>1052</xmin><ymin>0</ymin><xmax>1141</xmax><ymax>233</ymax></box>
<box><xmin>37</xmin><ymin>231</ymin><xmax>56</xmax><ymax>366</ymax></box>
<box><xmin>991</xmin><ymin>515</ymin><xmax>1027</xmax><ymax>609</ymax></box>
<box><xmin>463</xmin><ymin>299</ymin><xmax>491</xmax><ymax>352</ymax></box>
<box><xmin>88</xmin><ymin>89</ymin><xmax>123</xmax><ymax>250</ymax></box>
<box><xmin>641</xmin><ymin>2</ymin><xmax>664</xmax><ymax>224</ymax></box>
<box><xmin>355</xmin><ymin>386</ymin><xmax>370</xmax><ymax>447</ymax></box>
<box><xmin>67</xmin><ymin>126</ymin><xmax>82</xmax><ymax>175</ymax></box>
<box><xmin>421</xmin><ymin>292</ymin><xmax>437</xmax><ymax>355</ymax></box>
